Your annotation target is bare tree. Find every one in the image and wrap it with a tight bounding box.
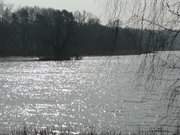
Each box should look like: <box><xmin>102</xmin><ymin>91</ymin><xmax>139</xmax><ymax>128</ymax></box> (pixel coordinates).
<box><xmin>104</xmin><ymin>0</ymin><xmax>180</xmax><ymax>132</ymax></box>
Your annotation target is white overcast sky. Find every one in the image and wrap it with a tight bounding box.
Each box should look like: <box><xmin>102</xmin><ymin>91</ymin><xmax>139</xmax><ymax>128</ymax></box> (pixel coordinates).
<box><xmin>4</xmin><ymin>0</ymin><xmax>104</xmax><ymax>19</ymax></box>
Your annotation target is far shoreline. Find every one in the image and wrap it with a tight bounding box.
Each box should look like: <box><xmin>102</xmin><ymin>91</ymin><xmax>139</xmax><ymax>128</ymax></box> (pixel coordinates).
<box><xmin>0</xmin><ymin>50</ymin><xmax>179</xmax><ymax>62</ymax></box>
<box><xmin>0</xmin><ymin>50</ymin><xmax>153</xmax><ymax>61</ymax></box>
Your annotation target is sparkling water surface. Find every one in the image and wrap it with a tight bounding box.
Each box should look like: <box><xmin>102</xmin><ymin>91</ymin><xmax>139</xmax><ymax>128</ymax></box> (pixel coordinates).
<box><xmin>0</xmin><ymin>54</ymin><xmax>178</xmax><ymax>132</ymax></box>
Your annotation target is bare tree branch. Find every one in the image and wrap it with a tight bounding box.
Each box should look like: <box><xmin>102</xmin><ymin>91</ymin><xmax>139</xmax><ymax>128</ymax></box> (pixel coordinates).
<box><xmin>166</xmin><ymin>2</ymin><xmax>180</xmax><ymax>17</ymax></box>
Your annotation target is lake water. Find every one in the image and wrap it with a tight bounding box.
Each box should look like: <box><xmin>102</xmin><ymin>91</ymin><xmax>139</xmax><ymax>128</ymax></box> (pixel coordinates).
<box><xmin>0</xmin><ymin>53</ymin><xmax>179</xmax><ymax>133</ymax></box>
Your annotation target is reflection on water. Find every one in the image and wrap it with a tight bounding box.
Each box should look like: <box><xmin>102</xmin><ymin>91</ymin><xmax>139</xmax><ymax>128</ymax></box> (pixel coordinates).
<box><xmin>0</xmin><ymin>55</ymin><xmax>177</xmax><ymax>132</ymax></box>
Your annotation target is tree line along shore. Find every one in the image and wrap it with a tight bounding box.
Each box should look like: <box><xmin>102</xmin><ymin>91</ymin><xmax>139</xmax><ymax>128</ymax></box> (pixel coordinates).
<box><xmin>0</xmin><ymin>4</ymin><xmax>173</xmax><ymax>60</ymax></box>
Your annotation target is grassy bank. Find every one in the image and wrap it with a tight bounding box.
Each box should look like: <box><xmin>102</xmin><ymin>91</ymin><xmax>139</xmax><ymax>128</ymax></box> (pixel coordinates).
<box><xmin>1</xmin><ymin>126</ymin><xmax>178</xmax><ymax>135</ymax></box>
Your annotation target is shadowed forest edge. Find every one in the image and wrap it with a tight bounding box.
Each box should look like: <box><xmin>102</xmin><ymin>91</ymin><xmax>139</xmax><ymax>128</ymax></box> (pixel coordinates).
<box><xmin>0</xmin><ymin>3</ymin><xmax>178</xmax><ymax>60</ymax></box>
